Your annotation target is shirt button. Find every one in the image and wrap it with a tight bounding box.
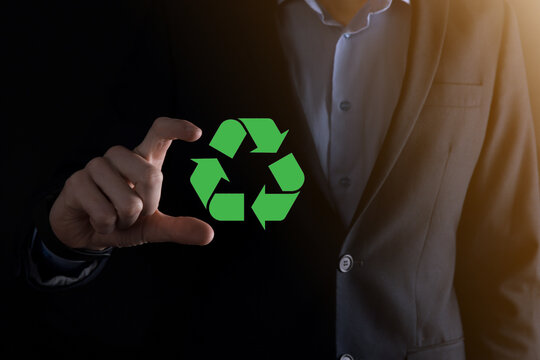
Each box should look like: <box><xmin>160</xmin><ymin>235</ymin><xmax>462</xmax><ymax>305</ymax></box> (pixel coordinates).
<box><xmin>339</xmin><ymin>177</ymin><xmax>351</xmax><ymax>188</ymax></box>
<box><xmin>343</xmin><ymin>33</ymin><xmax>352</xmax><ymax>39</ymax></box>
<box><xmin>339</xmin><ymin>100</ymin><xmax>351</xmax><ymax>111</ymax></box>
<box><xmin>339</xmin><ymin>255</ymin><xmax>354</xmax><ymax>273</ymax></box>
<box><xmin>340</xmin><ymin>354</ymin><xmax>354</xmax><ymax>360</ymax></box>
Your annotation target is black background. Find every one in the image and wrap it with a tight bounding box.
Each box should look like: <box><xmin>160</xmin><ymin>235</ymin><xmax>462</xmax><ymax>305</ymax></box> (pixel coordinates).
<box><xmin>2</xmin><ymin>1</ymin><xmax>150</xmax><ymax>355</ymax></box>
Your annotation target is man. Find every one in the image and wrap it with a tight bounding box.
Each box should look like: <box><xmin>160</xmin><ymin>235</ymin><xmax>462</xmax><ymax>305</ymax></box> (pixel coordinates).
<box><xmin>17</xmin><ymin>0</ymin><xmax>540</xmax><ymax>358</ymax></box>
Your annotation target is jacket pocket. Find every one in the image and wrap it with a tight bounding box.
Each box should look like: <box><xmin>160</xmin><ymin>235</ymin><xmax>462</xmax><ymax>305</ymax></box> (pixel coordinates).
<box><xmin>424</xmin><ymin>82</ymin><xmax>483</xmax><ymax>108</ymax></box>
<box><xmin>406</xmin><ymin>338</ymin><xmax>465</xmax><ymax>360</ymax></box>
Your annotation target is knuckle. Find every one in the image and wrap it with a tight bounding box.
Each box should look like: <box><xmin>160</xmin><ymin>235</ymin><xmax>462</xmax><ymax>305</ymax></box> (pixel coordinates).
<box><xmin>92</xmin><ymin>211</ymin><xmax>117</xmax><ymax>229</ymax></box>
<box><xmin>151</xmin><ymin>117</ymin><xmax>164</xmax><ymax>134</ymax></box>
<box><xmin>64</xmin><ymin>170</ymin><xmax>85</xmax><ymax>191</ymax></box>
<box><xmin>86</xmin><ymin>156</ymin><xmax>107</xmax><ymax>174</ymax></box>
<box><xmin>104</xmin><ymin>145</ymin><xmax>127</xmax><ymax>159</ymax></box>
<box><xmin>153</xmin><ymin>116</ymin><xmax>167</xmax><ymax>128</ymax></box>
<box><xmin>140</xmin><ymin>166</ymin><xmax>163</xmax><ymax>187</ymax></box>
<box><xmin>117</xmin><ymin>199</ymin><xmax>143</xmax><ymax>219</ymax></box>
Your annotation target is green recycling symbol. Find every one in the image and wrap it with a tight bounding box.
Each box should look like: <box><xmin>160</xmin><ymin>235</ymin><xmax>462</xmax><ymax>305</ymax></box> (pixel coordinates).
<box><xmin>190</xmin><ymin>118</ymin><xmax>304</xmax><ymax>229</ymax></box>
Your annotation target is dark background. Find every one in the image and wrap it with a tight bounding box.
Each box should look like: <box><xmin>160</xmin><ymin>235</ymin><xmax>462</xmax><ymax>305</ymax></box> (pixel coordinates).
<box><xmin>1</xmin><ymin>0</ymin><xmax>539</xmax><ymax>356</ymax></box>
<box><xmin>2</xmin><ymin>1</ymin><xmax>151</xmax><ymax>355</ymax></box>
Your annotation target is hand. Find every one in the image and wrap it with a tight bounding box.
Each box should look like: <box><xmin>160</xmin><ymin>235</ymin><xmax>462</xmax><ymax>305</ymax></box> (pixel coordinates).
<box><xmin>49</xmin><ymin>117</ymin><xmax>214</xmax><ymax>250</ymax></box>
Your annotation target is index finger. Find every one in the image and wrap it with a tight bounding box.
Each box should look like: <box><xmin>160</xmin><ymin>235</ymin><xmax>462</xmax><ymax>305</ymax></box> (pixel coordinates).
<box><xmin>134</xmin><ymin>117</ymin><xmax>202</xmax><ymax>168</ymax></box>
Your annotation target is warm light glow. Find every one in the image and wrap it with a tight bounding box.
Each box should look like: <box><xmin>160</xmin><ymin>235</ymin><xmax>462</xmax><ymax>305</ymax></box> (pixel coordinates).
<box><xmin>511</xmin><ymin>0</ymin><xmax>540</xmax><ymax>142</ymax></box>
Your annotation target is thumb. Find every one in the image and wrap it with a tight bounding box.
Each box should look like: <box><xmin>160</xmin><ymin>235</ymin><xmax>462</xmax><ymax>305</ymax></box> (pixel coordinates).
<box><xmin>90</xmin><ymin>211</ymin><xmax>214</xmax><ymax>248</ymax></box>
<box><xmin>142</xmin><ymin>211</ymin><xmax>214</xmax><ymax>246</ymax></box>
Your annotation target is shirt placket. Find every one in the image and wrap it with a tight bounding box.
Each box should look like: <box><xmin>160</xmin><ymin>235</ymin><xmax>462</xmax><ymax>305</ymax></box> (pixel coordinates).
<box><xmin>328</xmin><ymin>32</ymin><xmax>362</xmax><ymax>226</ymax></box>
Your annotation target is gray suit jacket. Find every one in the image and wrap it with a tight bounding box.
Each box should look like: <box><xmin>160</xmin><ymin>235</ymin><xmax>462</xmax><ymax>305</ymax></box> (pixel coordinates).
<box><xmin>333</xmin><ymin>0</ymin><xmax>540</xmax><ymax>358</ymax></box>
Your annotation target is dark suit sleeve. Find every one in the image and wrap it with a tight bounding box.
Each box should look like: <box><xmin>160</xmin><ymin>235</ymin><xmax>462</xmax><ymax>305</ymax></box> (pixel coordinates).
<box><xmin>455</xmin><ymin>2</ymin><xmax>540</xmax><ymax>359</ymax></box>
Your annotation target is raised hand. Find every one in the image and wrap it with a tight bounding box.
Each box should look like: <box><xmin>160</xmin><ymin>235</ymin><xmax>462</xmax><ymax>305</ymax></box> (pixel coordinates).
<box><xmin>49</xmin><ymin>117</ymin><xmax>214</xmax><ymax>250</ymax></box>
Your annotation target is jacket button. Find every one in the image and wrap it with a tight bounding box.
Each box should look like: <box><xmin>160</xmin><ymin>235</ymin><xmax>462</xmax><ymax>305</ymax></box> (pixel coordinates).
<box><xmin>339</xmin><ymin>354</ymin><xmax>354</xmax><ymax>360</ymax></box>
<box><xmin>339</xmin><ymin>177</ymin><xmax>351</xmax><ymax>188</ymax></box>
<box><xmin>339</xmin><ymin>100</ymin><xmax>352</xmax><ymax>111</ymax></box>
<box><xmin>339</xmin><ymin>255</ymin><xmax>354</xmax><ymax>273</ymax></box>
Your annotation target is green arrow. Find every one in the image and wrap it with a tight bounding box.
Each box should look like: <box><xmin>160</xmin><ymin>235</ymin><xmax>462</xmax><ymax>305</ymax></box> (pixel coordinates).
<box><xmin>238</xmin><ymin>118</ymin><xmax>288</xmax><ymax>153</ymax></box>
<box><xmin>268</xmin><ymin>153</ymin><xmax>305</xmax><ymax>192</ymax></box>
<box><xmin>251</xmin><ymin>186</ymin><xmax>299</xmax><ymax>229</ymax></box>
<box><xmin>209</xmin><ymin>119</ymin><xmax>247</xmax><ymax>158</ymax></box>
<box><xmin>209</xmin><ymin>193</ymin><xmax>244</xmax><ymax>221</ymax></box>
<box><xmin>190</xmin><ymin>158</ymin><xmax>228</xmax><ymax>207</ymax></box>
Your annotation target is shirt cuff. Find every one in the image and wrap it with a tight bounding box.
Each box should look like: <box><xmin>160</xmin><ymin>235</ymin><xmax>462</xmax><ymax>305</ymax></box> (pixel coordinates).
<box><xmin>26</xmin><ymin>228</ymin><xmax>111</xmax><ymax>288</ymax></box>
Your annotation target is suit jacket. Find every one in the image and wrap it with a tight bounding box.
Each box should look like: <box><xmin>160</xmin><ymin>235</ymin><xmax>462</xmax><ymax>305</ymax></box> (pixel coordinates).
<box><xmin>510</xmin><ymin>0</ymin><xmax>540</xmax><ymax>145</ymax></box>
<box><xmin>15</xmin><ymin>0</ymin><xmax>540</xmax><ymax>359</ymax></box>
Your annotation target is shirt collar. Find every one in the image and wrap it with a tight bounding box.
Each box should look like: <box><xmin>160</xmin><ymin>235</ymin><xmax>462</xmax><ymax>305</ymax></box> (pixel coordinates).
<box><xmin>277</xmin><ymin>0</ymin><xmax>410</xmax><ymax>5</ymax></box>
<box><xmin>277</xmin><ymin>0</ymin><xmax>410</xmax><ymax>33</ymax></box>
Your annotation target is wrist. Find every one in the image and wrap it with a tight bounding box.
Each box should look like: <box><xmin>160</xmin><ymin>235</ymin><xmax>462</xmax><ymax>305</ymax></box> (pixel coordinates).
<box><xmin>35</xmin><ymin>191</ymin><xmax>113</xmax><ymax>262</ymax></box>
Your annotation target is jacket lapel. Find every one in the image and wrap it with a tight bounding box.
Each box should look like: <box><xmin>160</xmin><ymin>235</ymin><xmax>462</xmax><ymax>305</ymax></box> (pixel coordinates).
<box><xmin>347</xmin><ymin>0</ymin><xmax>450</xmax><ymax>234</ymax></box>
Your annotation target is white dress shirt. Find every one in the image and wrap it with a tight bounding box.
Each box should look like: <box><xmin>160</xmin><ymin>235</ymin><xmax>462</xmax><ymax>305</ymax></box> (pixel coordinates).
<box><xmin>278</xmin><ymin>0</ymin><xmax>411</xmax><ymax>226</ymax></box>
